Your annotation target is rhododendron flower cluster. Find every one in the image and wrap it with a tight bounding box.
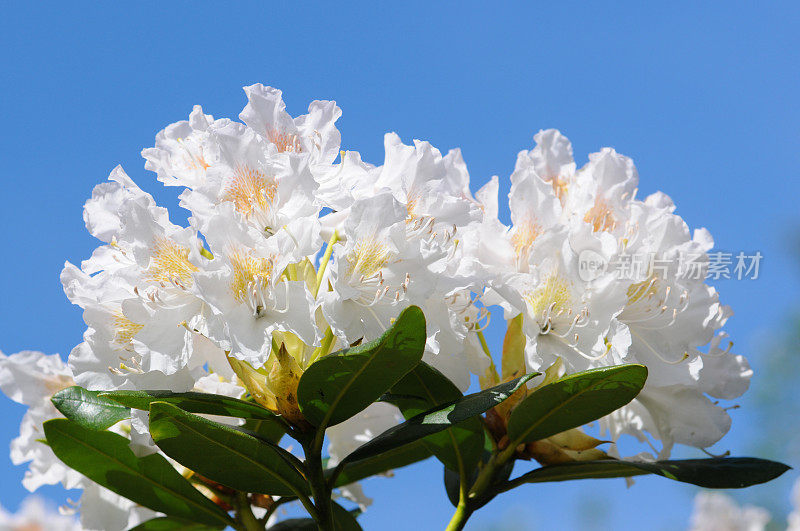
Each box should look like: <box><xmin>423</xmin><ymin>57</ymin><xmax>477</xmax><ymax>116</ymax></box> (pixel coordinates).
<box><xmin>0</xmin><ymin>84</ymin><xmax>783</xmax><ymax>531</ymax></box>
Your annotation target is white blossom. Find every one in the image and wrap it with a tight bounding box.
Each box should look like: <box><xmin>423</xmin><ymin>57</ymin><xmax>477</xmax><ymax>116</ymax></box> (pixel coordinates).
<box><xmin>688</xmin><ymin>491</ymin><xmax>770</xmax><ymax>531</ymax></box>
<box><xmin>0</xmin><ymin>496</ymin><xmax>81</xmax><ymax>531</ymax></box>
<box><xmin>0</xmin><ymin>85</ymin><xmax>757</xmax><ymax>521</ymax></box>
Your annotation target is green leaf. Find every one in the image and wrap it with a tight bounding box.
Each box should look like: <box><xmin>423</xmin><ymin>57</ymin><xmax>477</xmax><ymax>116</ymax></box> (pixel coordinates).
<box><xmin>507</xmin><ymin>364</ymin><xmax>647</xmax><ymax>445</ymax></box>
<box><xmin>387</xmin><ymin>362</ymin><xmax>484</xmax><ymax>473</ymax></box>
<box><xmin>297</xmin><ymin>305</ymin><xmax>427</xmax><ymax>428</ymax></box>
<box><xmin>242</xmin><ymin>416</ymin><xmax>285</xmax><ymax>444</ymax></box>
<box><xmin>341</xmin><ymin>373</ymin><xmax>538</xmax><ymax>464</ymax></box>
<box><xmin>42</xmin><ymin>419</ymin><xmax>232</xmax><ymax>528</ymax></box>
<box><xmin>444</xmin><ymin>456</ymin><xmax>514</xmax><ymax>508</ymax></box>
<box><xmin>101</xmin><ymin>390</ymin><xmax>277</xmax><ymax>420</ymax></box>
<box><xmin>267</xmin><ymin>502</ymin><xmax>361</xmax><ymax>530</ymax></box>
<box><xmin>327</xmin><ymin>439</ymin><xmax>433</xmax><ymax>487</ymax></box>
<box><xmin>149</xmin><ymin>401</ymin><xmax>308</xmax><ymax>497</ymax></box>
<box><xmin>50</xmin><ymin>386</ymin><xmax>130</xmax><ymax>430</ymax></box>
<box><xmin>508</xmin><ymin>457</ymin><xmax>791</xmax><ymax>489</ymax></box>
<box><xmin>128</xmin><ymin>517</ymin><xmax>220</xmax><ymax>530</ymax></box>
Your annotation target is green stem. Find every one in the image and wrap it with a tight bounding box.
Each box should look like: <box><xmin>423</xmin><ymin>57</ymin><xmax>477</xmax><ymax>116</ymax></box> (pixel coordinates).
<box><xmin>261</xmin><ymin>496</ymin><xmax>294</xmax><ymax>526</ymax></box>
<box><xmin>315</xmin><ymin>231</ymin><xmax>338</xmax><ymax>297</ymax></box>
<box><xmin>235</xmin><ymin>492</ymin><xmax>264</xmax><ymax>531</ymax></box>
<box><xmin>468</xmin><ymin>454</ymin><xmax>498</xmax><ymax>502</ymax></box>
<box><xmin>476</xmin><ymin>330</ymin><xmax>499</xmax><ymax>383</ymax></box>
<box><xmin>304</xmin><ymin>438</ymin><xmax>336</xmax><ymax>531</ymax></box>
<box><xmin>444</xmin><ymin>446</ymin><xmax>475</xmax><ymax>530</ymax></box>
<box><xmin>445</xmin><ymin>499</ymin><xmax>473</xmax><ymax>531</ymax></box>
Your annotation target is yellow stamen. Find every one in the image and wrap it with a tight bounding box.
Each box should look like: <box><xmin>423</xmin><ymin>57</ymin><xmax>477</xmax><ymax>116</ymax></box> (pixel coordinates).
<box><xmin>230</xmin><ymin>251</ymin><xmax>275</xmax><ymax>302</ymax></box>
<box><xmin>268</xmin><ymin>129</ymin><xmax>303</xmax><ymax>153</ymax></box>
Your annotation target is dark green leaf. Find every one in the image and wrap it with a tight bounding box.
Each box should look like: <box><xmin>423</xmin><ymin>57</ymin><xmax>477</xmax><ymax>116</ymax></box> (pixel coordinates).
<box><xmin>149</xmin><ymin>402</ymin><xmax>308</xmax><ymax>497</ymax></box>
<box><xmin>387</xmin><ymin>362</ymin><xmax>484</xmax><ymax>473</ymax></box>
<box><xmin>128</xmin><ymin>517</ymin><xmax>220</xmax><ymax>530</ymax></box>
<box><xmin>43</xmin><ymin>419</ymin><xmax>232</xmax><ymax>528</ymax></box>
<box><xmin>329</xmin><ymin>502</ymin><xmax>362</xmax><ymax>531</ymax></box>
<box><xmin>444</xmin><ymin>456</ymin><xmax>514</xmax><ymax>508</ymax></box>
<box><xmin>51</xmin><ymin>386</ymin><xmax>130</xmax><ymax>430</ymax></box>
<box><xmin>102</xmin><ymin>390</ymin><xmax>276</xmax><ymax>420</ymax></box>
<box><xmin>327</xmin><ymin>439</ymin><xmax>433</xmax><ymax>487</ymax></box>
<box><xmin>507</xmin><ymin>364</ymin><xmax>647</xmax><ymax>445</ymax></box>
<box><xmin>341</xmin><ymin>373</ymin><xmax>538</xmax><ymax>464</ymax></box>
<box><xmin>242</xmin><ymin>416</ymin><xmax>285</xmax><ymax>444</ymax></box>
<box><xmin>508</xmin><ymin>457</ymin><xmax>791</xmax><ymax>489</ymax></box>
<box><xmin>297</xmin><ymin>305</ymin><xmax>427</xmax><ymax>428</ymax></box>
<box><xmin>267</xmin><ymin>502</ymin><xmax>361</xmax><ymax>530</ymax></box>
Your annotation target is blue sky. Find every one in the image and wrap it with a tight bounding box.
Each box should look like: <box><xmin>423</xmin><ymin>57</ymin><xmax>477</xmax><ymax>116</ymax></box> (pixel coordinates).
<box><xmin>1</xmin><ymin>2</ymin><xmax>798</xmax><ymax>529</ymax></box>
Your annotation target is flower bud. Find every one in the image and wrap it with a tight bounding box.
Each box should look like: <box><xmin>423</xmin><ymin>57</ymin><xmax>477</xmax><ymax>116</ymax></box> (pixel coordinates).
<box><xmin>227</xmin><ymin>356</ymin><xmax>278</xmax><ymax>412</ymax></box>
<box><xmin>266</xmin><ymin>343</ymin><xmax>309</xmax><ymax>429</ymax></box>
<box><xmin>494</xmin><ymin>314</ymin><xmax>528</xmax><ymax>421</ymax></box>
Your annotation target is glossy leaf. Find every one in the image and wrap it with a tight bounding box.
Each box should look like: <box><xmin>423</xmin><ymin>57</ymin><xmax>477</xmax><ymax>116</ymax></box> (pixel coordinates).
<box><xmin>102</xmin><ymin>390</ymin><xmax>277</xmax><ymax>420</ymax></box>
<box><xmin>327</xmin><ymin>439</ymin><xmax>433</xmax><ymax>487</ymax></box>
<box><xmin>342</xmin><ymin>373</ymin><xmax>538</xmax><ymax>464</ymax></box>
<box><xmin>444</xmin><ymin>456</ymin><xmax>515</xmax><ymax>509</ymax></box>
<box><xmin>507</xmin><ymin>364</ymin><xmax>647</xmax><ymax>445</ymax></box>
<box><xmin>267</xmin><ymin>502</ymin><xmax>361</xmax><ymax>530</ymax></box>
<box><xmin>387</xmin><ymin>362</ymin><xmax>484</xmax><ymax>473</ymax></box>
<box><xmin>507</xmin><ymin>457</ymin><xmax>791</xmax><ymax>489</ymax></box>
<box><xmin>43</xmin><ymin>419</ymin><xmax>232</xmax><ymax>528</ymax></box>
<box><xmin>50</xmin><ymin>386</ymin><xmax>130</xmax><ymax>430</ymax></box>
<box><xmin>242</xmin><ymin>416</ymin><xmax>285</xmax><ymax>444</ymax></box>
<box><xmin>149</xmin><ymin>402</ymin><xmax>308</xmax><ymax>497</ymax></box>
<box><xmin>297</xmin><ymin>305</ymin><xmax>426</xmax><ymax>428</ymax></box>
<box><xmin>128</xmin><ymin>517</ymin><xmax>220</xmax><ymax>530</ymax></box>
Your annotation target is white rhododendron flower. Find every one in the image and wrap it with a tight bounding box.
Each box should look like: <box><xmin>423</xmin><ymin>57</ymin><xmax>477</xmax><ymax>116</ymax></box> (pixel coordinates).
<box><xmin>688</xmin><ymin>491</ymin><xmax>770</xmax><ymax>531</ymax></box>
<box><xmin>0</xmin><ymin>496</ymin><xmax>81</xmax><ymax>531</ymax></box>
<box><xmin>0</xmin><ymin>351</ymin><xmax>157</xmax><ymax>530</ymax></box>
<box><xmin>0</xmin><ymin>351</ymin><xmax>83</xmax><ymax>492</ymax></box>
<box><xmin>0</xmin><ymin>84</ymin><xmax>757</xmax><ymax>526</ymax></box>
<box><xmin>476</xmin><ymin>129</ymin><xmax>749</xmax><ymax>459</ymax></box>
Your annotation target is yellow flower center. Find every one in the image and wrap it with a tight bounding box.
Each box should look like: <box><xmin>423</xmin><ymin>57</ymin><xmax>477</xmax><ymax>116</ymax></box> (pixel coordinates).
<box><xmin>230</xmin><ymin>251</ymin><xmax>275</xmax><ymax>303</ymax></box>
<box><xmin>346</xmin><ymin>238</ymin><xmax>393</xmax><ymax>279</ymax></box>
<box><xmin>584</xmin><ymin>197</ymin><xmax>616</xmax><ymax>232</ymax></box>
<box><xmin>145</xmin><ymin>237</ymin><xmax>198</xmax><ymax>285</ymax></box>
<box><xmin>551</xmin><ymin>176</ymin><xmax>569</xmax><ymax>203</ymax></box>
<box><xmin>626</xmin><ymin>275</ymin><xmax>659</xmax><ymax>305</ymax></box>
<box><xmin>511</xmin><ymin>218</ymin><xmax>542</xmax><ymax>259</ymax></box>
<box><xmin>113</xmin><ymin>312</ymin><xmax>144</xmax><ymax>347</ymax></box>
<box><xmin>221</xmin><ymin>165</ymin><xmax>278</xmax><ymax>217</ymax></box>
<box><xmin>268</xmin><ymin>129</ymin><xmax>303</xmax><ymax>153</ymax></box>
<box><xmin>524</xmin><ymin>273</ymin><xmax>572</xmax><ymax>323</ymax></box>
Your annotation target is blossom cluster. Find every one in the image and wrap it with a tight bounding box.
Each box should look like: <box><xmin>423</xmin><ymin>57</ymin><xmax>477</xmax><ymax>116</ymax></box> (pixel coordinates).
<box><xmin>0</xmin><ymin>84</ymin><xmax>752</xmax><ymax>528</ymax></box>
<box><xmin>689</xmin><ymin>478</ymin><xmax>800</xmax><ymax>531</ymax></box>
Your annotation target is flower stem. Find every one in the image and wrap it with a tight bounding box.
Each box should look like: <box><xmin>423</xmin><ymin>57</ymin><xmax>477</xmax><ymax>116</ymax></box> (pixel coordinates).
<box><xmin>476</xmin><ymin>330</ymin><xmax>499</xmax><ymax>385</ymax></box>
<box><xmin>315</xmin><ymin>231</ymin><xmax>338</xmax><ymax>297</ymax></box>
<box><xmin>304</xmin><ymin>437</ymin><xmax>336</xmax><ymax>531</ymax></box>
<box><xmin>445</xmin><ymin>499</ymin><xmax>473</xmax><ymax>531</ymax></box>
<box><xmin>235</xmin><ymin>492</ymin><xmax>264</xmax><ymax>531</ymax></box>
